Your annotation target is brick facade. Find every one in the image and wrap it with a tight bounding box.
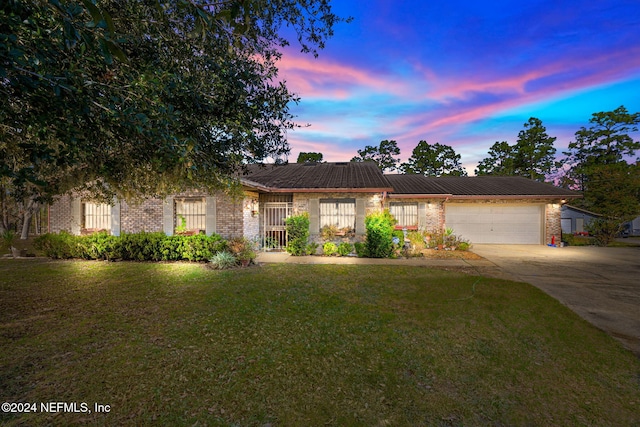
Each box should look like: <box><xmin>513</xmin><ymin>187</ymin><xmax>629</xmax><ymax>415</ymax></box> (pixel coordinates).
<box><xmin>48</xmin><ymin>191</ymin><xmax>254</xmax><ymax>240</ymax></box>
<box><xmin>48</xmin><ymin>190</ymin><xmax>566</xmax><ymax>247</ymax></box>
<box><xmin>120</xmin><ymin>199</ymin><xmax>163</xmax><ymax>234</ymax></box>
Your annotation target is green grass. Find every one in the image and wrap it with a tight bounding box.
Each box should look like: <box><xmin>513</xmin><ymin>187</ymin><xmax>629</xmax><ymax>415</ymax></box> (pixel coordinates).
<box><xmin>1</xmin><ymin>260</ymin><xmax>639</xmax><ymax>426</ymax></box>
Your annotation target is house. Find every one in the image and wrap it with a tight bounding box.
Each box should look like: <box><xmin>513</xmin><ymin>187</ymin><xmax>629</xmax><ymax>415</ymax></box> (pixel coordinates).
<box><xmin>48</xmin><ymin>162</ymin><xmax>581</xmax><ymax>246</ymax></box>
<box><xmin>560</xmin><ymin>204</ymin><xmax>601</xmax><ymax>235</ymax></box>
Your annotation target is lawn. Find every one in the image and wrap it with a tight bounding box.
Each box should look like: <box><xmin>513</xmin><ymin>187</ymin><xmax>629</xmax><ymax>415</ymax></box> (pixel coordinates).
<box><xmin>1</xmin><ymin>260</ymin><xmax>639</xmax><ymax>426</ymax></box>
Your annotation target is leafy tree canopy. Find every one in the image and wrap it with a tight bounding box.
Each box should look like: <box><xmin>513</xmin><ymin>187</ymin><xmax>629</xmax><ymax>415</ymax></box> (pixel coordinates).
<box><xmin>514</xmin><ymin>117</ymin><xmax>556</xmax><ymax>181</ymax></box>
<box><xmin>475</xmin><ymin>141</ymin><xmax>514</xmax><ymax>176</ymax></box>
<box><xmin>0</xmin><ymin>0</ymin><xmax>349</xmax><ymax>203</ymax></box>
<box><xmin>350</xmin><ymin>140</ymin><xmax>400</xmax><ymax>172</ymax></box>
<box><xmin>296</xmin><ymin>152</ymin><xmax>324</xmax><ymax>163</ymax></box>
<box><xmin>401</xmin><ymin>141</ymin><xmax>467</xmax><ymax>176</ymax></box>
<box><xmin>475</xmin><ymin>118</ymin><xmax>556</xmax><ymax>181</ymax></box>
<box><xmin>563</xmin><ymin>106</ymin><xmax>640</xmax><ymax>184</ymax></box>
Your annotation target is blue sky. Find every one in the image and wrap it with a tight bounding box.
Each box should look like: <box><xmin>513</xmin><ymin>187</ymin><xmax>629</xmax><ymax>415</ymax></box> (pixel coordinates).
<box><xmin>277</xmin><ymin>0</ymin><xmax>640</xmax><ymax>173</ymax></box>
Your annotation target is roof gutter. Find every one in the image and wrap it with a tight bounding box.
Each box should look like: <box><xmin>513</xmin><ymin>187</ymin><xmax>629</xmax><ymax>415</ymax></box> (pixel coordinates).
<box><xmin>446</xmin><ymin>194</ymin><xmax>582</xmax><ymax>200</ymax></box>
<box><xmin>387</xmin><ymin>194</ymin><xmax>452</xmax><ymax>199</ymax></box>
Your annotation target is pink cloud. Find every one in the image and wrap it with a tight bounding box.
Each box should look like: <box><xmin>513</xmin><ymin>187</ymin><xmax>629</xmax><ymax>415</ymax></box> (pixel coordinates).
<box><xmin>278</xmin><ymin>54</ymin><xmax>409</xmax><ymax>98</ymax></box>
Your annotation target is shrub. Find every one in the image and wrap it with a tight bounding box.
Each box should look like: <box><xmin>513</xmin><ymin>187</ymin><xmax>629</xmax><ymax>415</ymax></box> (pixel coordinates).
<box><xmin>36</xmin><ymin>231</ymin><xmax>227</xmax><ymax>262</ymax></box>
<box><xmin>286</xmin><ymin>213</ymin><xmax>310</xmax><ymax>256</ymax></box>
<box><xmin>34</xmin><ymin>232</ymin><xmax>79</xmax><ymax>259</ymax></box>
<box><xmin>323</xmin><ymin>242</ymin><xmax>338</xmax><ymax>256</ymax></box>
<box><xmin>458</xmin><ymin>241</ymin><xmax>470</xmax><ymax>251</ymax></box>
<box><xmin>337</xmin><ymin>242</ymin><xmax>354</xmax><ymax>256</ymax></box>
<box><xmin>305</xmin><ymin>242</ymin><xmax>319</xmax><ymax>255</ymax></box>
<box><xmin>562</xmin><ymin>233</ymin><xmax>593</xmax><ymax>246</ymax></box>
<box><xmin>354</xmin><ymin>242</ymin><xmax>367</xmax><ymax>257</ymax></box>
<box><xmin>365</xmin><ymin>210</ymin><xmax>395</xmax><ymax>258</ymax></box>
<box><xmin>78</xmin><ymin>231</ymin><xmax>118</xmax><ymax>260</ymax></box>
<box><xmin>586</xmin><ymin>218</ymin><xmax>624</xmax><ymax>247</ymax></box>
<box><xmin>320</xmin><ymin>224</ymin><xmax>338</xmax><ymax>241</ymax></box>
<box><xmin>1</xmin><ymin>229</ymin><xmax>17</xmax><ymax>253</ymax></box>
<box><xmin>209</xmin><ymin>251</ymin><xmax>237</xmax><ymax>269</ymax></box>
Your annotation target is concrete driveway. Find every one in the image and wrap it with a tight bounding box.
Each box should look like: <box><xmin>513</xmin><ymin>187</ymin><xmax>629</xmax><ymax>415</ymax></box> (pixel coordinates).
<box><xmin>471</xmin><ymin>244</ymin><xmax>640</xmax><ymax>357</ymax></box>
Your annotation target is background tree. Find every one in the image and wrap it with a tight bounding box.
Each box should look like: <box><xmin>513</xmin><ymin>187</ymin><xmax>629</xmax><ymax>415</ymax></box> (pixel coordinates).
<box><xmin>1</xmin><ymin>0</ymin><xmax>348</xmax><ymax>237</ymax></box>
<box><xmin>475</xmin><ymin>118</ymin><xmax>556</xmax><ymax>181</ymax></box>
<box><xmin>401</xmin><ymin>141</ymin><xmax>467</xmax><ymax>176</ymax></box>
<box><xmin>561</xmin><ymin>106</ymin><xmax>640</xmax><ymax>245</ymax></box>
<box><xmin>350</xmin><ymin>140</ymin><xmax>401</xmax><ymax>172</ymax></box>
<box><xmin>296</xmin><ymin>152</ymin><xmax>324</xmax><ymax>163</ymax></box>
<box><xmin>475</xmin><ymin>141</ymin><xmax>515</xmax><ymax>176</ymax></box>
<box><xmin>513</xmin><ymin>117</ymin><xmax>557</xmax><ymax>181</ymax></box>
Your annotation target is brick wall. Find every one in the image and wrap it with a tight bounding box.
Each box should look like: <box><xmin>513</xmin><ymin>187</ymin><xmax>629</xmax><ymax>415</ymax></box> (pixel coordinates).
<box><xmin>120</xmin><ymin>198</ymin><xmax>163</xmax><ymax>234</ymax></box>
<box><xmin>215</xmin><ymin>193</ymin><xmax>243</xmax><ymax>239</ymax></box>
<box><xmin>242</xmin><ymin>191</ymin><xmax>260</xmax><ymax>243</ymax></box>
<box><xmin>49</xmin><ymin>194</ymin><xmax>73</xmax><ymax>233</ymax></box>
<box><xmin>545</xmin><ymin>202</ymin><xmax>562</xmax><ymax>245</ymax></box>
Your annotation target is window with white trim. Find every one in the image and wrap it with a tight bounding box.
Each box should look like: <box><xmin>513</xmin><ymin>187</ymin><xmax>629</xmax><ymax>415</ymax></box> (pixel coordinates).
<box><xmin>320</xmin><ymin>199</ymin><xmax>356</xmax><ymax>230</ymax></box>
<box><xmin>389</xmin><ymin>203</ymin><xmax>418</xmax><ymax>228</ymax></box>
<box><xmin>82</xmin><ymin>202</ymin><xmax>111</xmax><ymax>231</ymax></box>
<box><xmin>175</xmin><ymin>198</ymin><xmax>206</xmax><ymax>233</ymax></box>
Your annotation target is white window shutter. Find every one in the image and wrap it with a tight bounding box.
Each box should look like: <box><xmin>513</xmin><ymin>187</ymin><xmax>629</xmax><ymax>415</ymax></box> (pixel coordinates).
<box><xmin>205</xmin><ymin>196</ymin><xmax>216</xmax><ymax>236</ymax></box>
<box><xmin>356</xmin><ymin>198</ymin><xmax>366</xmax><ymax>235</ymax></box>
<box><xmin>111</xmin><ymin>200</ymin><xmax>121</xmax><ymax>236</ymax></box>
<box><xmin>418</xmin><ymin>203</ymin><xmax>427</xmax><ymax>229</ymax></box>
<box><xmin>163</xmin><ymin>197</ymin><xmax>174</xmax><ymax>236</ymax></box>
<box><xmin>71</xmin><ymin>197</ymin><xmax>81</xmax><ymax>235</ymax></box>
<box><xmin>308</xmin><ymin>199</ymin><xmax>319</xmax><ymax>234</ymax></box>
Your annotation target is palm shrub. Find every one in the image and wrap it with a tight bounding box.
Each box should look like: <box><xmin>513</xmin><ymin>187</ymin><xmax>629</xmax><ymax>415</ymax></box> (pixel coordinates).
<box><xmin>209</xmin><ymin>251</ymin><xmax>237</xmax><ymax>269</ymax></box>
<box><xmin>365</xmin><ymin>210</ymin><xmax>396</xmax><ymax>258</ymax></box>
<box><xmin>285</xmin><ymin>213</ymin><xmax>310</xmax><ymax>256</ymax></box>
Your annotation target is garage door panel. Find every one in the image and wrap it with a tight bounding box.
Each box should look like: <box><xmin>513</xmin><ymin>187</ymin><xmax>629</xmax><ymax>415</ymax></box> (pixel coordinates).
<box><xmin>445</xmin><ymin>204</ymin><xmax>543</xmax><ymax>244</ymax></box>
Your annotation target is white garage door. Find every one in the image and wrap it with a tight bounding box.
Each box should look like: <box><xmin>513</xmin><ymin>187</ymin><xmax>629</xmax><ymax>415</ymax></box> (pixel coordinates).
<box><xmin>445</xmin><ymin>204</ymin><xmax>543</xmax><ymax>244</ymax></box>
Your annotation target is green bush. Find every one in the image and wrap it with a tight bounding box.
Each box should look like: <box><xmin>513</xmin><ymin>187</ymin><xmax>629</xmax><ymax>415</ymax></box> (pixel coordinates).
<box><xmin>323</xmin><ymin>242</ymin><xmax>338</xmax><ymax>256</ymax></box>
<box><xmin>457</xmin><ymin>241</ymin><xmax>470</xmax><ymax>251</ymax></box>
<box><xmin>35</xmin><ymin>231</ymin><xmax>226</xmax><ymax>262</ymax></box>
<box><xmin>364</xmin><ymin>210</ymin><xmax>396</xmax><ymax>258</ymax></box>
<box><xmin>305</xmin><ymin>242</ymin><xmax>319</xmax><ymax>255</ymax></box>
<box><xmin>354</xmin><ymin>242</ymin><xmax>367</xmax><ymax>257</ymax></box>
<box><xmin>286</xmin><ymin>213</ymin><xmax>310</xmax><ymax>256</ymax></box>
<box><xmin>337</xmin><ymin>242</ymin><xmax>353</xmax><ymax>256</ymax></box>
<box><xmin>34</xmin><ymin>231</ymin><xmax>79</xmax><ymax>259</ymax></box>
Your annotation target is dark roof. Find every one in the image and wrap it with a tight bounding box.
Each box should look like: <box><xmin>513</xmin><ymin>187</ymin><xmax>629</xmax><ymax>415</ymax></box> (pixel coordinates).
<box><xmin>239</xmin><ymin>162</ymin><xmax>580</xmax><ymax>198</ymax></box>
<box><xmin>384</xmin><ymin>174</ymin><xmax>449</xmax><ymax>195</ymax></box>
<box><xmin>385</xmin><ymin>175</ymin><xmax>581</xmax><ymax>198</ymax></box>
<box><xmin>241</xmin><ymin>162</ymin><xmax>394</xmax><ymax>191</ymax></box>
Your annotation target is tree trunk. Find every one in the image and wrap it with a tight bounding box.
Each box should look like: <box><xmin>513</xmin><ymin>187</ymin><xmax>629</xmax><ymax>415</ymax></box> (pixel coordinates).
<box><xmin>20</xmin><ymin>198</ymin><xmax>36</xmax><ymax>240</ymax></box>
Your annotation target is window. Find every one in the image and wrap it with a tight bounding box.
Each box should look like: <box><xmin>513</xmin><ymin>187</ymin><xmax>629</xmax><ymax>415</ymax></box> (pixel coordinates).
<box><xmin>320</xmin><ymin>199</ymin><xmax>355</xmax><ymax>230</ymax></box>
<box><xmin>175</xmin><ymin>198</ymin><xmax>206</xmax><ymax>233</ymax></box>
<box><xmin>82</xmin><ymin>202</ymin><xmax>111</xmax><ymax>231</ymax></box>
<box><xmin>389</xmin><ymin>203</ymin><xmax>418</xmax><ymax>228</ymax></box>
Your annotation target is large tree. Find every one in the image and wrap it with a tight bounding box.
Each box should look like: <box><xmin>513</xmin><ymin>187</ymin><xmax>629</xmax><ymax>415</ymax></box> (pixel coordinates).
<box><xmin>474</xmin><ymin>141</ymin><xmax>515</xmax><ymax>176</ymax></box>
<box><xmin>513</xmin><ymin>117</ymin><xmax>557</xmax><ymax>181</ymax></box>
<box><xmin>475</xmin><ymin>118</ymin><xmax>556</xmax><ymax>181</ymax></box>
<box><xmin>350</xmin><ymin>140</ymin><xmax>401</xmax><ymax>172</ymax></box>
<box><xmin>1</xmin><ymin>0</ymin><xmax>348</xmax><ymax>236</ymax></box>
<box><xmin>562</xmin><ymin>106</ymin><xmax>640</xmax><ymax>245</ymax></box>
<box><xmin>401</xmin><ymin>141</ymin><xmax>467</xmax><ymax>176</ymax></box>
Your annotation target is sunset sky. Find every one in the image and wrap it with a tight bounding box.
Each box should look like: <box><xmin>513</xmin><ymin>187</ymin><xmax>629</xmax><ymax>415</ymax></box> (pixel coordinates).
<box><xmin>277</xmin><ymin>0</ymin><xmax>640</xmax><ymax>174</ymax></box>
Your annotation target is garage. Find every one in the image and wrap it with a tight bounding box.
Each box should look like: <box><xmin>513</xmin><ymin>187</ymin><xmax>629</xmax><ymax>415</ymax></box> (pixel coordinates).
<box><xmin>445</xmin><ymin>203</ymin><xmax>544</xmax><ymax>244</ymax></box>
